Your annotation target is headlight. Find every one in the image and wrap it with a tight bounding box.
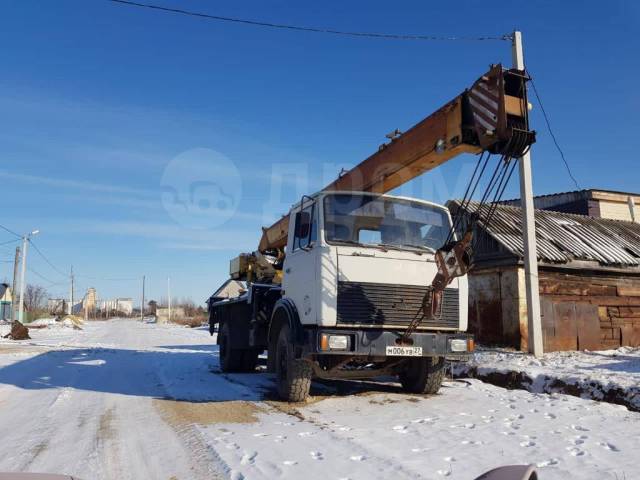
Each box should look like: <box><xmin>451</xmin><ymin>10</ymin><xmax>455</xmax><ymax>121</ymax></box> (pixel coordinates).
<box><xmin>328</xmin><ymin>335</ymin><xmax>348</xmax><ymax>350</ymax></box>
<box><xmin>449</xmin><ymin>338</ymin><xmax>468</xmax><ymax>352</ymax></box>
<box><xmin>320</xmin><ymin>334</ymin><xmax>349</xmax><ymax>351</ymax></box>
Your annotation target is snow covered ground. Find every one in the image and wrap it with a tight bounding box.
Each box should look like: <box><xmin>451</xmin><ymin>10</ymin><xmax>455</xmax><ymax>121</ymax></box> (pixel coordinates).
<box><xmin>454</xmin><ymin>347</ymin><xmax>640</xmax><ymax>411</ymax></box>
<box><xmin>0</xmin><ymin>319</ymin><xmax>638</xmax><ymax>480</ymax></box>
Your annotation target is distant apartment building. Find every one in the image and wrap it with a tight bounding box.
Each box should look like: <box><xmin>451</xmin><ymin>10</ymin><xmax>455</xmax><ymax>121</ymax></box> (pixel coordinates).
<box><xmin>47</xmin><ymin>298</ymin><xmax>67</xmax><ymax>315</ymax></box>
<box><xmin>98</xmin><ymin>298</ymin><xmax>134</xmax><ymax>316</ymax></box>
<box><xmin>84</xmin><ymin>287</ymin><xmax>97</xmax><ymax>311</ymax></box>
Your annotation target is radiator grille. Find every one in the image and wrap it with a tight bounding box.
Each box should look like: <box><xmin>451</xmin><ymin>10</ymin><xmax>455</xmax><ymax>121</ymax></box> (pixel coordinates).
<box><xmin>336</xmin><ymin>281</ymin><xmax>459</xmax><ymax>329</ymax></box>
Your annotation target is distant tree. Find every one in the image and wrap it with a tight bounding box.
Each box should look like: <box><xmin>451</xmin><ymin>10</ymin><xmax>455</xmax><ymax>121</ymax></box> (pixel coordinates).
<box><xmin>180</xmin><ymin>297</ymin><xmax>198</xmax><ymax>317</ymax></box>
<box><xmin>24</xmin><ymin>284</ymin><xmax>48</xmax><ymax>315</ymax></box>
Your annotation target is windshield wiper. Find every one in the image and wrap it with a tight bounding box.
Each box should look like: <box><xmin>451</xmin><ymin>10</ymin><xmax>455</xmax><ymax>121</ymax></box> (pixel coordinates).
<box><xmin>371</xmin><ymin>243</ymin><xmax>435</xmax><ymax>255</ymax></box>
<box><xmin>399</xmin><ymin>243</ymin><xmax>436</xmax><ymax>253</ymax></box>
<box><xmin>371</xmin><ymin>242</ymin><xmax>421</xmax><ymax>254</ymax></box>
<box><xmin>332</xmin><ymin>239</ymin><xmax>365</xmax><ymax>247</ymax></box>
<box><xmin>333</xmin><ymin>239</ymin><xmax>389</xmax><ymax>252</ymax></box>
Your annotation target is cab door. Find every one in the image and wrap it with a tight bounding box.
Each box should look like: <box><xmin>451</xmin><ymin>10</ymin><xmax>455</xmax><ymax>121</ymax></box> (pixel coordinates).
<box><xmin>282</xmin><ymin>200</ymin><xmax>318</xmax><ymax>326</ymax></box>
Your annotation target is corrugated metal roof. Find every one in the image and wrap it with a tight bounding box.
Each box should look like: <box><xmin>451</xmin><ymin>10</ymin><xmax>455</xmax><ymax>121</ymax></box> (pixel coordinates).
<box><xmin>450</xmin><ymin>200</ymin><xmax>640</xmax><ymax>267</ymax></box>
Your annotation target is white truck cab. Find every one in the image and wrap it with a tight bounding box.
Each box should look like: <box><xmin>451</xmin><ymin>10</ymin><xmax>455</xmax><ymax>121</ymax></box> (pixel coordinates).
<box><xmin>283</xmin><ymin>191</ymin><xmax>468</xmax><ymax>330</ymax></box>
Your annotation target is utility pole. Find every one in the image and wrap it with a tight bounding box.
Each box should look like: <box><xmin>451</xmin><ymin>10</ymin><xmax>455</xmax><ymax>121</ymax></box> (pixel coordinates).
<box><xmin>18</xmin><ymin>230</ymin><xmax>39</xmax><ymax>324</ymax></box>
<box><xmin>11</xmin><ymin>246</ymin><xmax>20</xmax><ymax>322</ymax></box>
<box><xmin>512</xmin><ymin>31</ymin><xmax>543</xmax><ymax>357</ymax></box>
<box><xmin>167</xmin><ymin>276</ymin><xmax>171</xmax><ymax>323</ymax></box>
<box><xmin>69</xmin><ymin>265</ymin><xmax>74</xmax><ymax>315</ymax></box>
<box><xmin>140</xmin><ymin>275</ymin><xmax>145</xmax><ymax>321</ymax></box>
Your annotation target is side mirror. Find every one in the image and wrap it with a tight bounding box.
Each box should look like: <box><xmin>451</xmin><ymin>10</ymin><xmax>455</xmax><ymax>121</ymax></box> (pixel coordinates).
<box><xmin>474</xmin><ymin>465</ymin><xmax>538</xmax><ymax>480</ymax></box>
<box><xmin>295</xmin><ymin>211</ymin><xmax>311</xmax><ymax>238</ymax></box>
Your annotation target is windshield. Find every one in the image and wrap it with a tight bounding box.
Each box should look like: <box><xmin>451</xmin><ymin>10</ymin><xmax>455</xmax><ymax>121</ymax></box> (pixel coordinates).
<box><xmin>323</xmin><ymin>194</ymin><xmax>451</xmax><ymax>251</ymax></box>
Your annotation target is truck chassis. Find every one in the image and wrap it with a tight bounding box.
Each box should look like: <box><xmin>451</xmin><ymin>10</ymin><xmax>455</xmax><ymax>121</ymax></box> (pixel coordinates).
<box><xmin>209</xmin><ymin>282</ymin><xmax>471</xmax><ymax>401</ymax></box>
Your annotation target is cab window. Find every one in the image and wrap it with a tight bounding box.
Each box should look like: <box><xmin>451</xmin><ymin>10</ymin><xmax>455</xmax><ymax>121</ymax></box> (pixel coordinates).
<box><xmin>292</xmin><ymin>204</ymin><xmax>317</xmax><ymax>251</ymax></box>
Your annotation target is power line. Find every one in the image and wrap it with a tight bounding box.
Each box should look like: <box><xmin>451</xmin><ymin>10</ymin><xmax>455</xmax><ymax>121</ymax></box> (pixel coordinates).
<box><xmin>0</xmin><ymin>239</ymin><xmax>19</xmax><ymax>247</ymax></box>
<box><xmin>0</xmin><ymin>223</ymin><xmax>21</xmax><ymax>240</ymax></box>
<box><xmin>107</xmin><ymin>0</ymin><xmax>511</xmax><ymax>42</ymax></box>
<box><xmin>27</xmin><ymin>266</ymin><xmax>67</xmax><ymax>287</ymax></box>
<box><xmin>28</xmin><ymin>239</ymin><xmax>69</xmax><ymax>278</ymax></box>
<box><xmin>527</xmin><ymin>70</ymin><xmax>581</xmax><ymax>191</ymax></box>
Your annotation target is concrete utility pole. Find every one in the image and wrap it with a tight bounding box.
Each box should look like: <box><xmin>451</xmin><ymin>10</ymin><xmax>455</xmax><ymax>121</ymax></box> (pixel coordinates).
<box><xmin>18</xmin><ymin>230</ymin><xmax>39</xmax><ymax>323</ymax></box>
<box><xmin>140</xmin><ymin>275</ymin><xmax>145</xmax><ymax>322</ymax></box>
<box><xmin>167</xmin><ymin>277</ymin><xmax>171</xmax><ymax>323</ymax></box>
<box><xmin>512</xmin><ymin>31</ymin><xmax>543</xmax><ymax>357</ymax></box>
<box><xmin>69</xmin><ymin>266</ymin><xmax>74</xmax><ymax>315</ymax></box>
<box><xmin>11</xmin><ymin>246</ymin><xmax>20</xmax><ymax>322</ymax></box>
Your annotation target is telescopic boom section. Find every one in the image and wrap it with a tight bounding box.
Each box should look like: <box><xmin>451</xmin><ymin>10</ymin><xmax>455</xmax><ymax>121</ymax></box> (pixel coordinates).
<box><xmin>258</xmin><ymin>64</ymin><xmax>535</xmax><ymax>253</ymax></box>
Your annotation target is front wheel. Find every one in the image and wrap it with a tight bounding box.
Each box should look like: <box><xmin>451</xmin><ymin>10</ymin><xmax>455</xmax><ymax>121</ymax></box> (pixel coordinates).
<box><xmin>275</xmin><ymin>324</ymin><xmax>312</xmax><ymax>402</ymax></box>
<box><xmin>399</xmin><ymin>357</ymin><xmax>445</xmax><ymax>394</ymax></box>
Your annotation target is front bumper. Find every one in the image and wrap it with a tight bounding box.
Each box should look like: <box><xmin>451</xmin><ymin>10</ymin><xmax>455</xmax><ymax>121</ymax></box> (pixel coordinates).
<box><xmin>300</xmin><ymin>327</ymin><xmax>473</xmax><ymax>358</ymax></box>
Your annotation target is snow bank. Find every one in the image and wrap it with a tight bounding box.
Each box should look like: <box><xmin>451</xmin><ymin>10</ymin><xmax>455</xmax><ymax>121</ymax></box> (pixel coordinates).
<box><xmin>453</xmin><ymin>347</ymin><xmax>640</xmax><ymax>411</ymax></box>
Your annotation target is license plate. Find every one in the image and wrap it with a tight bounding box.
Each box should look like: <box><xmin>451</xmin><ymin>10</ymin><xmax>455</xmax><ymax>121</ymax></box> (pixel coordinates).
<box><xmin>386</xmin><ymin>346</ymin><xmax>423</xmax><ymax>357</ymax></box>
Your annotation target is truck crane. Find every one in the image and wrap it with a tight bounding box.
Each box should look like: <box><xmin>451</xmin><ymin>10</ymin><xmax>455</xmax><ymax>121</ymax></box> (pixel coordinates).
<box><xmin>207</xmin><ymin>64</ymin><xmax>535</xmax><ymax>402</ymax></box>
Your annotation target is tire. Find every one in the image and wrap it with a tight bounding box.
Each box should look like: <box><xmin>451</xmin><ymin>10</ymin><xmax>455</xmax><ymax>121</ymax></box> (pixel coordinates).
<box><xmin>275</xmin><ymin>324</ymin><xmax>312</xmax><ymax>402</ymax></box>
<box><xmin>219</xmin><ymin>322</ymin><xmax>244</xmax><ymax>372</ymax></box>
<box><xmin>399</xmin><ymin>357</ymin><xmax>445</xmax><ymax>394</ymax></box>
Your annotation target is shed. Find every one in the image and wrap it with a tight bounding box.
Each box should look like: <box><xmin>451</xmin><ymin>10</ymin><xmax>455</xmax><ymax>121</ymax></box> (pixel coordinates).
<box><xmin>449</xmin><ymin>200</ymin><xmax>640</xmax><ymax>351</ymax></box>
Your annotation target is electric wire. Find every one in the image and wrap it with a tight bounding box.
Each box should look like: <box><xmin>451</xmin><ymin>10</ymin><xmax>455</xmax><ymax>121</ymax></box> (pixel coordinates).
<box><xmin>0</xmin><ymin>239</ymin><xmax>20</xmax><ymax>247</ymax></box>
<box><xmin>107</xmin><ymin>0</ymin><xmax>512</xmax><ymax>42</ymax></box>
<box><xmin>27</xmin><ymin>266</ymin><xmax>67</xmax><ymax>287</ymax></box>
<box><xmin>526</xmin><ymin>70</ymin><xmax>581</xmax><ymax>190</ymax></box>
<box><xmin>0</xmin><ymin>223</ymin><xmax>21</xmax><ymax>239</ymax></box>
<box><xmin>28</xmin><ymin>239</ymin><xmax>69</xmax><ymax>278</ymax></box>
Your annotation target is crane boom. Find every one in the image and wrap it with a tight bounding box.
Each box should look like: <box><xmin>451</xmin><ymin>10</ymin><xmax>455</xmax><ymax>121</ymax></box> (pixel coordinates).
<box><xmin>258</xmin><ymin>64</ymin><xmax>534</xmax><ymax>253</ymax></box>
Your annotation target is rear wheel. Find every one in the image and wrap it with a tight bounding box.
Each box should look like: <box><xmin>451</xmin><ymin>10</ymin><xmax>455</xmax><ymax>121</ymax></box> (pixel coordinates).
<box><xmin>219</xmin><ymin>322</ymin><xmax>244</xmax><ymax>372</ymax></box>
<box><xmin>275</xmin><ymin>324</ymin><xmax>312</xmax><ymax>402</ymax></box>
<box><xmin>399</xmin><ymin>357</ymin><xmax>445</xmax><ymax>394</ymax></box>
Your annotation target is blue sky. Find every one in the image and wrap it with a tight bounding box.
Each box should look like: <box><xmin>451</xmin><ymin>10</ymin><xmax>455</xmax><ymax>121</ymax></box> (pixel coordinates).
<box><xmin>1</xmin><ymin>0</ymin><xmax>639</xmax><ymax>305</ymax></box>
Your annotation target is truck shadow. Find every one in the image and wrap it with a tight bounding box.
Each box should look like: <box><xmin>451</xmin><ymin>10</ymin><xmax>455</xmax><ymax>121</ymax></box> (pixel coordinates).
<box><xmin>0</xmin><ymin>346</ymin><xmax>419</xmax><ymax>404</ymax></box>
